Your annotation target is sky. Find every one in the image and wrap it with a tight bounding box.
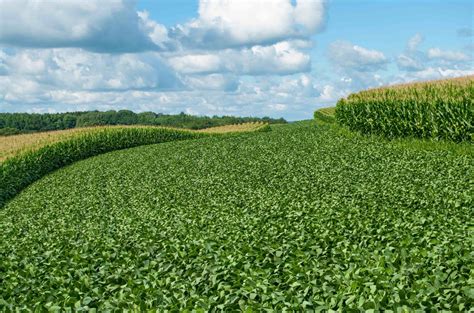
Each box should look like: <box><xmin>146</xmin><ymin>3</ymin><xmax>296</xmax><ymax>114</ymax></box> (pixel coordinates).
<box><xmin>0</xmin><ymin>0</ymin><xmax>472</xmax><ymax>120</ymax></box>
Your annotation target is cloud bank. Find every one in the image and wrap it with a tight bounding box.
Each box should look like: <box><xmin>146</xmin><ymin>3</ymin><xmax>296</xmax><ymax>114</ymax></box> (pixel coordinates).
<box><xmin>168</xmin><ymin>41</ymin><xmax>311</xmax><ymax>76</ymax></box>
<box><xmin>0</xmin><ymin>0</ymin><xmax>168</xmax><ymax>53</ymax></box>
<box><xmin>0</xmin><ymin>0</ymin><xmax>472</xmax><ymax>120</ymax></box>
<box><xmin>171</xmin><ymin>0</ymin><xmax>326</xmax><ymax>49</ymax></box>
<box><xmin>328</xmin><ymin>41</ymin><xmax>388</xmax><ymax>72</ymax></box>
<box><xmin>0</xmin><ymin>0</ymin><xmax>331</xmax><ymax>119</ymax></box>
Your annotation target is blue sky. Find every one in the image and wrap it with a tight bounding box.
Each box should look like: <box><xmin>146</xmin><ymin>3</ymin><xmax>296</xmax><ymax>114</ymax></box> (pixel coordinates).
<box><xmin>0</xmin><ymin>0</ymin><xmax>472</xmax><ymax>120</ymax></box>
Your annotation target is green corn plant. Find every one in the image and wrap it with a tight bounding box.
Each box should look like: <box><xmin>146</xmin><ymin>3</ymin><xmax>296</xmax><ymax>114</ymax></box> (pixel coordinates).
<box><xmin>335</xmin><ymin>76</ymin><xmax>474</xmax><ymax>142</ymax></box>
<box><xmin>0</xmin><ymin>127</ymin><xmax>208</xmax><ymax>208</ymax></box>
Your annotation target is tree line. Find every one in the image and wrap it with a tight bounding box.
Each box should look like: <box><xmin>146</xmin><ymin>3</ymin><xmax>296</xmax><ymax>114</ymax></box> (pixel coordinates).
<box><xmin>0</xmin><ymin>110</ymin><xmax>287</xmax><ymax>135</ymax></box>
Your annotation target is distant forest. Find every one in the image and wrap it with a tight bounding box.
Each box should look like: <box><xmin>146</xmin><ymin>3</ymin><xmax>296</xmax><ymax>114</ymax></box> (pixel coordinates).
<box><xmin>0</xmin><ymin>110</ymin><xmax>287</xmax><ymax>135</ymax></box>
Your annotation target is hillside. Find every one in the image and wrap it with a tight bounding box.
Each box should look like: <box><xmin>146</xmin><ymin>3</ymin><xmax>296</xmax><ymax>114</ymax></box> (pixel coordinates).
<box><xmin>335</xmin><ymin>76</ymin><xmax>473</xmax><ymax>142</ymax></box>
<box><xmin>0</xmin><ymin>123</ymin><xmax>268</xmax><ymax>163</ymax></box>
<box><xmin>1</xmin><ymin>121</ymin><xmax>472</xmax><ymax>311</ymax></box>
<box><xmin>0</xmin><ymin>123</ymin><xmax>269</xmax><ymax>208</ymax></box>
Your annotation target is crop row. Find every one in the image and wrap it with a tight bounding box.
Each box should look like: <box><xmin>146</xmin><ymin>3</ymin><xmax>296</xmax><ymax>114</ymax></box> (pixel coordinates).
<box><xmin>335</xmin><ymin>76</ymin><xmax>474</xmax><ymax>142</ymax></box>
<box><xmin>0</xmin><ymin>123</ymin><xmax>270</xmax><ymax>208</ymax></box>
<box><xmin>313</xmin><ymin>107</ymin><xmax>336</xmax><ymax>124</ymax></box>
<box><xmin>0</xmin><ymin>127</ymin><xmax>206</xmax><ymax>208</ymax></box>
<box><xmin>1</xmin><ymin>121</ymin><xmax>472</xmax><ymax>310</ymax></box>
<box><xmin>0</xmin><ymin>123</ymin><xmax>270</xmax><ymax>162</ymax></box>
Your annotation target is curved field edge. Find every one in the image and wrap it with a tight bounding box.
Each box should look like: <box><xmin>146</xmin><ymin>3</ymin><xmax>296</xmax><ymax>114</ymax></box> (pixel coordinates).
<box><xmin>349</xmin><ymin>121</ymin><xmax>473</xmax><ymax>156</ymax></box>
<box><xmin>1</xmin><ymin>121</ymin><xmax>473</xmax><ymax>310</ymax></box>
<box><xmin>314</xmin><ymin>106</ymin><xmax>474</xmax><ymax>156</ymax></box>
<box><xmin>0</xmin><ymin>123</ymin><xmax>270</xmax><ymax>208</ymax></box>
<box><xmin>0</xmin><ymin>127</ymin><xmax>201</xmax><ymax>208</ymax></box>
<box><xmin>0</xmin><ymin>122</ymin><xmax>269</xmax><ymax>162</ymax></box>
<box><xmin>0</xmin><ymin>125</ymin><xmax>178</xmax><ymax>162</ymax></box>
<box><xmin>334</xmin><ymin>76</ymin><xmax>474</xmax><ymax>142</ymax></box>
<box><xmin>313</xmin><ymin>107</ymin><xmax>336</xmax><ymax>124</ymax></box>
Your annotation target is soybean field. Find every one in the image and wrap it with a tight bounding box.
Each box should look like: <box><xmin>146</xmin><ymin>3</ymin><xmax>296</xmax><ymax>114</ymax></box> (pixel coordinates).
<box><xmin>1</xmin><ymin>121</ymin><xmax>472</xmax><ymax>311</ymax></box>
<box><xmin>0</xmin><ymin>123</ymin><xmax>269</xmax><ymax>208</ymax></box>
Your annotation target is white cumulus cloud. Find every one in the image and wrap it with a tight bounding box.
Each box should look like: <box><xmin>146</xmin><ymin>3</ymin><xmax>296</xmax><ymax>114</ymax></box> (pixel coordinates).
<box><xmin>396</xmin><ymin>34</ymin><xmax>426</xmax><ymax>72</ymax></box>
<box><xmin>328</xmin><ymin>41</ymin><xmax>388</xmax><ymax>72</ymax></box>
<box><xmin>171</xmin><ymin>0</ymin><xmax>326</xmax><ymax>49</ymax></box>
<box><xmin>397</xmin><ymin>54</ymin><xmax>425</xmax><ymax>71</ymax></box>
<box><xmin>407</xmin><ymin>33</ymin><xmax>424</xmax><ymax>51</ymax></box>
<box><xmin>0</xmin><ymin>0</ymin><xmax>166</xmax><ymax>52</ymax></box>
<box><xmin>183</xmin><ymin>74</ymin><xmax>240</xmax><ymax>92</ymax></box>
<box><xmin>168</xmin><ymin>41</ymin><xmax>311</xmax><ymax>75</ymax></box>
<box><xmin>427</xmin><ymin>48</ymin><xmax>471</xmax><ymax>62</ymax></box>
<box><xmin>0</xmin><ymin>48</ymin><xmax>182</xmax><ymax>102</ymax></box>
<box><xmin>394</xmin><ymin>67</ymin><xmax>474</xmax><ymax>83</ymax></box>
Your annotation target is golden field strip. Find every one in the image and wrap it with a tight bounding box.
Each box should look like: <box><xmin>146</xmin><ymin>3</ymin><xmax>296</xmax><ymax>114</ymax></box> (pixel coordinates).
<box><xmin>0</xmin><ymin>122</ymin><xmax>268</xmax><ymax>162</ymax></box>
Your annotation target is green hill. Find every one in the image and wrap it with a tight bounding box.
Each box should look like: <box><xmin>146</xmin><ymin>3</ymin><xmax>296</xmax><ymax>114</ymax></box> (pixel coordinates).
<box><xmin>0</xmin><ymin>123</ymin><xmax>269</xmax><ymax>208</ymax></box>
<box><xmin>1</xmin><ymin>121</ymin><xmax>472</xmax><ymax>311</ymax></box>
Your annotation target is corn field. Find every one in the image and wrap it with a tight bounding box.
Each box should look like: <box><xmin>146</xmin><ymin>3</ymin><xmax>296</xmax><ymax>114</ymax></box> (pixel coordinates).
<box><xmin>0</xmin><ymin>123</ymin><xmax>269</xmax><ymax>163</ymax></box>
<box><xmin>0</xmin><ymin>123</ymin><xmax>270</xmax><ymax>207</ymax></box>
<box><xmin>0</xmin><ymin>123</ymin><xmax>269</xmax><ymax>208</ymax></box>
<box><xmin>313</xmin><ymin>107</ymin><xmax>336</xmax><ymax>124</ymax></box>
<box><xmin>335</xmin><ymin>76</ymin><xmax>474</xmax><ymax>142</ymax></box>
<box><xmin>0</xmin><ymin>127</ymin><xmax>206</xmax><ymax>208</ymax></box>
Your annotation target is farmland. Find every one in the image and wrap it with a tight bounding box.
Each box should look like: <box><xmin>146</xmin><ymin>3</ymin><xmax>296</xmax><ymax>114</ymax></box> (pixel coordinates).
<box><xmin>1</xmin><ymin>121</ymin><xmax>472</xmax><ymax>311</ymax></box>
<box><xmin>0</xmin><ymin>123</ymin><xmax>268</xmax><ymax>209</ymax></box>
<box><xmin>335</xmin><ymin>76</ymin><xmax>474</xmax><ymax>142</ymax></box>
<box><xmin>313</xmin><ymin>107</ymin><xmax>336</xmax><ymax>124</ymax></box>
<box><xmin>0</xmin><ymin>123</ymin><xmax>268</xmax><ymax>163</ymax></box>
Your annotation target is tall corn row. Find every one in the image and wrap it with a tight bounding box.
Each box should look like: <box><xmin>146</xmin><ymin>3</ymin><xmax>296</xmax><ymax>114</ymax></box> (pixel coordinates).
<box><xmin>335</xmin><ymin>77</ymin><xmax>474</xmax><ymax>142</ymax></box>
<box><xmin>0</xmin><ymin>127</ymin><xmax>207</xmax><ymax>208</ymax></box>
